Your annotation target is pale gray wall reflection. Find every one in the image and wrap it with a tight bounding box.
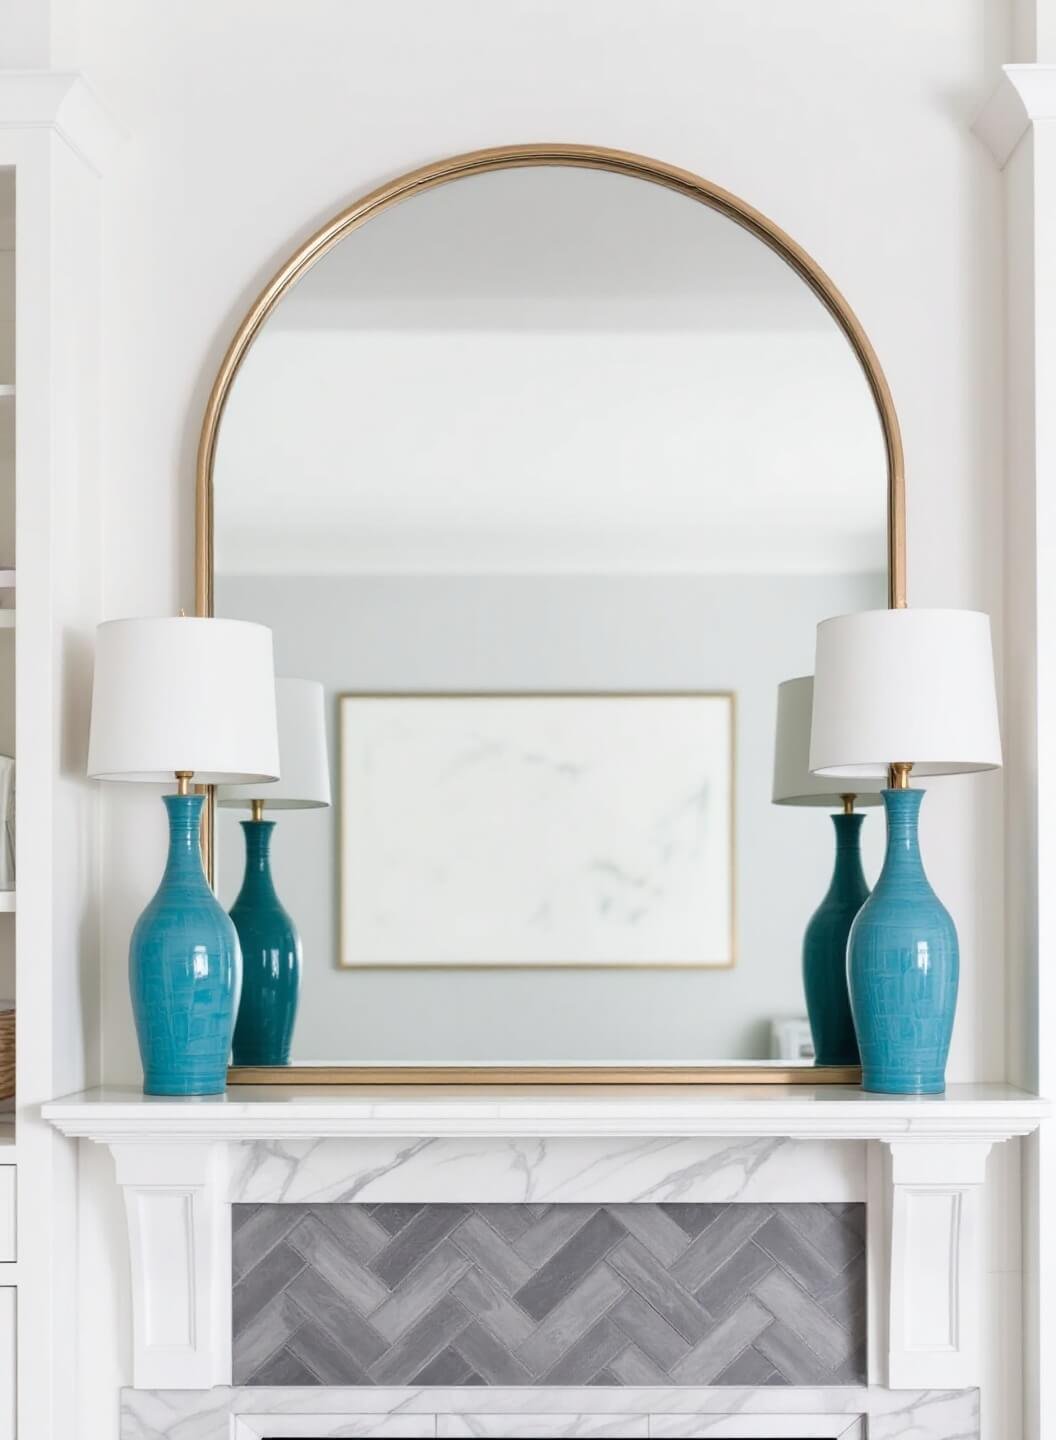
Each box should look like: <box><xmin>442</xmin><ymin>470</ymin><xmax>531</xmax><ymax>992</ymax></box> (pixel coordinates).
<box><xmin>215</xmin><ymin>571</ymin><xmax>885</xmax><ymax>1064</ymax></box>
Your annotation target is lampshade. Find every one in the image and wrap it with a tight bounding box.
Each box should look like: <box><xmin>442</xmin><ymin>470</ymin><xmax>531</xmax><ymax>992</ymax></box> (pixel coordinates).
<box><xmin>809</xmin><ymin>608</ymin><xmax>1002</xmax><ymax>780</ymax></box>
<box><xmin>216</xmin><ymin>678</ymin><xmax>331</xmax><ymax>810</ymax></box>
<box><xmin>87</xmin><ymin>617</ymin><xmax>280</xmax><ymax>784</ymax></box>
<box><xmin>772</xmin><ymin>676</ymin><xmax>883</xmax><ymax>806</ymax></box>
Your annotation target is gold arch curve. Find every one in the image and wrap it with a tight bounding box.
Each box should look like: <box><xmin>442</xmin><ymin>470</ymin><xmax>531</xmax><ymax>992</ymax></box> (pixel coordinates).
<box><xmin>195</xmin><ymin>143</ymin><xmax>906</xmax><ymax>1087</ymax></box>
<box><xmin>196</xmin><ymin>142</ymin><xmax>905</xmax><ymax>615</ymax></box>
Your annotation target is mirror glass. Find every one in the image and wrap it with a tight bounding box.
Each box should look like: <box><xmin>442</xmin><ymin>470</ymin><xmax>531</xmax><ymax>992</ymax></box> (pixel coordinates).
<box><xmin>212</xmin><ymin>164</ymin><xmax>888</xmax><ymax>1067</ymax></box>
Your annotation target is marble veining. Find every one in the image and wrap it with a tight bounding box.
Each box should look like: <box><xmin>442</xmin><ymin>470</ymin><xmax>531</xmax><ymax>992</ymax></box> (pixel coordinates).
<box><xmin>229</xmin><ymin>1136</ymin><xmax>864</xmax><ymax>1207</ymax></box>
<box><xmin>120</xmin><ymin>1385</ymin><xmax>979</xmax><ymax>1439</ymax></box>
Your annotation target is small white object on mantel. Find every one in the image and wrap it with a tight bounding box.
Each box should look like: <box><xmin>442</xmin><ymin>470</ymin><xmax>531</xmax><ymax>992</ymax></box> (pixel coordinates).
<box><xmin>44</xmin><ymin>1082</ymin><xmax>1047</xmax><ymax>1396</ymax></box>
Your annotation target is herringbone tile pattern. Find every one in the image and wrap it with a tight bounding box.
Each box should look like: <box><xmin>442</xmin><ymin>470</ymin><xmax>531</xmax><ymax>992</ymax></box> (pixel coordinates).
<box><xmin>232</xmin><ymin>1202</ymin><xmax>865</xmax><ymax>1387</ymax></box>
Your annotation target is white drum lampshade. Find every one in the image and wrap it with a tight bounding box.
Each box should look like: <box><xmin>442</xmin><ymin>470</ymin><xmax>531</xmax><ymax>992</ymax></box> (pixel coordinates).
<box><xmin>87</xmin><ymin>617</ymin><xmax>280</xmax><ymax>784</ymax></box>
<box><xmin>217</xmin><ymin>678</ymin><xmax>331</xmax><ymax>811</ymax></box>
<box><xmin>809</xmin><ymin>609</ymin><xmax>1002</xmax><ymax>780</ymax></box>
<box><xmin>772</xmin><ymin>676</ymin><xmax>883</xmax><ymax>807</ymax></box>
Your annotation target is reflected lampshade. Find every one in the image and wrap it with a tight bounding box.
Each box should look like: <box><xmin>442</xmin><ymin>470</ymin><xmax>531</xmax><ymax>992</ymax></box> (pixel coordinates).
<box><xmin>217</xmin><ymin>678</ymin><xmax>331</xmax><ymax>811</ymax></box>
<box><xmin>215</xmin><ymin>677</ymin><xmax>330</xmax><ymax>1070</ymax></box>
<box><xmin>772</xmin><ymin>676</ymin><xmax>883</xmax><ymax>807</ymax></box>
<box><xmin>772</xmin><ymin>674</ymin><xmax>881</xmax><ymax>1070</ymax></box>
<box><xmin>87</xmin><ymin>616</ymin><xmax>280</xmax><ymax>784</ymax></box>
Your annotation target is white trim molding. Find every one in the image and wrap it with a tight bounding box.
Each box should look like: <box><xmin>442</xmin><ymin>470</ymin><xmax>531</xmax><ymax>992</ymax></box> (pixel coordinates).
<box><xmin>44</xmin><ymin>1085</ymin><xmax>1045</xmax><ymax>1395</ymax></box>
<box><xmin>42</xmin><ymin>1082</ymin><xmax>1047</xmax><ymax>1145</ymax></box>
<box><xmin>0</xmin><ymin>71</ymin><xmax>122</xmax><ymax>174</ymax></box>
<box><xmin>973</xmin><ymin>63</ymin><xmax>1056</xmax><ymax>168</ymax></box>
<box><xmin>119</xmin><ymin>1384</ymin><xmax>974</xmax><ymax>1440</ymax></box>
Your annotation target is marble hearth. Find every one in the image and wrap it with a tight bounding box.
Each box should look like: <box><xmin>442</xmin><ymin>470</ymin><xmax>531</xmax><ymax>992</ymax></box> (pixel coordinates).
<box><xmin>43</xmin><ymin>1082</ymin><xmax>1048</xmax><ymax>1440</ymax></box>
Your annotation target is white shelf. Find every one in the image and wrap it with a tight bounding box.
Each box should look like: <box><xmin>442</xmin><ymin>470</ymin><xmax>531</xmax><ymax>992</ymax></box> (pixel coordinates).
<box><xmin>0</xmin><ymin>387</ymin><xmax>13</xmax><ymax>399</ymax></box>
<box><xmin>41</xmin><ymin>1080</ymin><xmax>1048</xmax><ymax>1143</ymax></box>
<box><xmin>0</xmin><ymin>612</ymin><xmax>14</xmax><ymax>629</ymax></box>
<box><xmin>0</xmin><ymin>894</ymin><xmax>15</xmax><ymax>914</ymax></box>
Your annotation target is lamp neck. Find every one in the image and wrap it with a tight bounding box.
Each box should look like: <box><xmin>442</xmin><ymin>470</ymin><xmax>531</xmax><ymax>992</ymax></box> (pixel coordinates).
<box><xmin>889</xmin><ymin>761</ymin><xmax>913</xmax><ymax>790</ymax></box>
<box><xmin>160</xmin><ymin>793</ymin><xmax>207</xmax><ymax>885</ymax></box>
<box><xmin>236</xmin><ymin>819</ymin><xmax>280</xmax><ymax>905</ymax></box>
<box><xmin>174</xmin><ymin>770</ymin><xmax>193</xmax><ymax>797</ymax></box>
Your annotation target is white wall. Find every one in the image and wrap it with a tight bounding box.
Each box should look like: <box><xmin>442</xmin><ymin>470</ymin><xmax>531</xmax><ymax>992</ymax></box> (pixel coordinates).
<box><xmin>74</xmin><ymin>0</ymin><xmax>1008</xmax><ymax>1087</ymax></box>
<box><xmin>216</xmin><ymin>570</ymin><xmax>886</xmax><ymax>1063</ymax></box>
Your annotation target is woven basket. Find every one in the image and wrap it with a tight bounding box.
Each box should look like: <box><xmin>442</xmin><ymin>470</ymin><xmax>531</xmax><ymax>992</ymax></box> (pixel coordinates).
<box><xmin>0</xmin><ymin>1008</ymin><xmax>15</xmax><ymax>1100</ymax></box>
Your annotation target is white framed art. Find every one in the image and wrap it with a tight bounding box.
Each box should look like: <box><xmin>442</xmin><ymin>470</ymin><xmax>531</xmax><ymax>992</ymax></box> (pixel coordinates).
<box><xmin>338</xmin><ymin>692</ymin><xmax>735</xmax><ymax>968</ymax></box>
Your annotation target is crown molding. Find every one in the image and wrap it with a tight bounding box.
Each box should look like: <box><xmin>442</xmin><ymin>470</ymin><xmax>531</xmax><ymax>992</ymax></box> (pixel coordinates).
<box><xmin>0</xmin><ymin>70</ymin><xmax>122</xmax><ymax>174</ymax></box>
<box><xmin>974</xmin><ymin>63</ymin><xmax>1056</xmax><ymax>168</ymax></box>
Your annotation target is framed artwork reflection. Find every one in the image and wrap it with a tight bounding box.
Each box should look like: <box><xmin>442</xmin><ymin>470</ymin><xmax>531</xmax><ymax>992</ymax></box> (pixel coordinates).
<box><xmin>338</xmin><ymin>692</ymin><xmax>735</xmax><ymax>969</ymax></box>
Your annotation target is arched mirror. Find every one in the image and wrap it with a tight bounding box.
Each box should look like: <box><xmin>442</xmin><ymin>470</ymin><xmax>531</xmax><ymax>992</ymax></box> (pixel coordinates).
<box><xmin>198</xmin><ymin>145</ymin><xmax>904</xmax><ymax>1083</ymax></box>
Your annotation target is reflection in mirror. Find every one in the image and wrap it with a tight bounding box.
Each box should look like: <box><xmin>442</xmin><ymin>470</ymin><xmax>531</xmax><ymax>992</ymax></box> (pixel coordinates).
<box><xmin>211</xmin><ymin>164</ymin><xmax>889</xmax><ymax>1066</ymax></box>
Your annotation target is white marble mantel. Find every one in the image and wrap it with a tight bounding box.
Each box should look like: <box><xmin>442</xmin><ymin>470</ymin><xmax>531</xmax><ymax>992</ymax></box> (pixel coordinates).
<box><xmin>43</xmin><ymin>1082</ymin><xmax>1048</xmax><ymax>1404</ymax></box>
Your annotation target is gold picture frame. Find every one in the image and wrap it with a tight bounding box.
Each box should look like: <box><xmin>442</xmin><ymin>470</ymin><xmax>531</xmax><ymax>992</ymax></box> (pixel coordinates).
<box><xmin>198</xmin><ymin>143</ymin><xmax>906</xmax><ymax>1085</ymax></box>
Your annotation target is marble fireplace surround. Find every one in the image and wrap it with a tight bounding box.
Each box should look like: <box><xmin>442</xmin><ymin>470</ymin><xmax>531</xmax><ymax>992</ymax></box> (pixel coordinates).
<box><xmin>43</xmin><ymin>1083</ymin><xmax>1047</xmax><ymax>1440</ymax></box>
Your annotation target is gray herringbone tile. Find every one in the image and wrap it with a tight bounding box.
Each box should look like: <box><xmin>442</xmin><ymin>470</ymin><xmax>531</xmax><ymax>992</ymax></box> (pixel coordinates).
<box><xmin>285</xmin><ymin>1266</ymin><xmax>389</xmax><ymax>1372</ymax></box>
<box><xmin>659</xmin><ymin>1203</ymin><xmax>728</xmax><ymax>1237</ymax></box>
<box><xmin>286</xmin><ymin>1321</ymin><xmax>372</xmax><ymax>1386</ymax></box>
<box><xmin>514</xmin><ymin>1265</ymin><xmax>625</xmax><ymax>1375</ymax></box>
<box><xmin>234</xmin><ymin>1290</ymin><xmax>303</xmax><ymax>1380</ymax></box>
<box><xmin>370</xmin><ymin>1241</ymin><xmax>471</xmax><ymax>1342</ymax></box>
<box><xmin>671</xmin><ymin>1204</ymin><xmax>772</xmax><ymax>1291</ymax></box>
<box><xmin>541</xmin><ymin>1316</ymin><xmax>627</xmax><ymax>1385</ymax></box>
<box><xmin>372</xmin><ymin>1206</ymin><xmax>471</xmax><ymax>1288</ymax></box>
<box><xmin>451</xmin><ymin>1267</ymin><xmax>536</xmax><ymax>1350</ymax></box>
<box><xmin>609</xmin><ymin>1290</ymin><xmax>690</xmax><ymax>1371</ymax></box>
<box><xmin>232</xmin><ymin>1203</ymin><xmax>305</xmax><ymax>1280</ymax></box>
<box><xmin>288</xmin><ymin>1215</ymin><xmax>390</xmax><ymax>1313</ymax></box>
<box><xmin>669</xmin><ymin>1297</ymin><xmax>773</xmax><ymax>1383</ymax></box>
<box><xmin>450</xmin><ymin>1215</ymin><xmax>534</xmax><ymax>1293</ymax></box>
<box><xmin>712</xmin><ymin>1345</ymin><xmax>779</xmax><ymax>1385</ymax></box>
<box><xmin>232</xmin><ymin>1239</ymin><xmax>306</xmax><ymax>1329</ymax></box>
<box><xmin>610</xmin><ymin>1203</ymin><xmax>695</xmax><ymax>1267</ymax></box>
<box><xmin>513</xmin><ymin>1210</ymin><xmax>625</xmax><ymax>1320</ymax></box>
<box><xmin>410</xmin><ymin>1345</ymin><xmax>474</xmax><ymax>1386</ymax></box>
<box><xmin>249</xmin><ymin>1345</ymin><xmax>319</xmax><ymax>1386</ymax></box>
<box><xmin>607</xmin><ymin>1236</ymin><xmax>712</xmax><ymax>1344</ymax></box>
<box><xmin>752</xmin><ymin>1268</ymin><xmax>854</xmax><ymax>1369</ymax></box>
<box><xmin>233</xmin><ymin>1202</ymin><xmax>866</xmax><ymax>1387</ymax></box>
<box><xmin>369</xmin><ymin>1295</ymin><xmax>470</xmax><ymax>1385</ymax></box>
<box><xmin>607</xmin><ymin>1344</ymin><xmax>668</xmax><ymax>1386</ymax></box>
<box><xmin>452</xmin><ymin>1321</ymin><xmax>533</xmax><ymax>1385</ymax></box>
<box><xmin>694</xmin><ymin>1239</ymin><xmax>774</xmax><ymax>1320</ymax></box>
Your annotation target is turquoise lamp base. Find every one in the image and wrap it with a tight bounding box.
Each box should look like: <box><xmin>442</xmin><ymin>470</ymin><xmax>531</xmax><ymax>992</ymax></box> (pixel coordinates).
<box><xmin>802</xmin><ymin>812</ymin><xmax>868</xmax><ymax>1066</ymax></box>
<box><xmin>230</xmin><ymin>818</ymin><xmax>302</xmax><ymax>1066</ymax></box>
<box><xmin>129</xmin><ymin>793</ymin><xmax>241</xmax><ymax>1097</ymax></box>
<box><xmin>848</xmin><ymin>787</ymin><xmax>958</xmax><ymax>1095</ymax></box>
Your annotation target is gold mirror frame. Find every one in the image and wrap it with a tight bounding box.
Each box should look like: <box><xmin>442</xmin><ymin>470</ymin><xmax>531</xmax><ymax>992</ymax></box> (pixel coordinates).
<box><xmin>196</xmin><ymin>143</ymin><xmax>906</xmax><ymax>1086</ymax></box>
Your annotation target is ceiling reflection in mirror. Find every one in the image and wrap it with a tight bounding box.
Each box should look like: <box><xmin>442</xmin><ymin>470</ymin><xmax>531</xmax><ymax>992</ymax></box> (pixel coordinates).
<box><xmin>211</xmin><ymin>164</ymin><xmax>889</xmax><ymax>1067</ymax></box>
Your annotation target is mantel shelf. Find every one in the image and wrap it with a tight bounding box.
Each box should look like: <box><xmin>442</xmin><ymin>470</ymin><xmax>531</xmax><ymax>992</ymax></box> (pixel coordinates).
<box><xmin>43</xmin><ymin>1080</ymin><xmax>1048</xmax><ymax>1145</ymax></box>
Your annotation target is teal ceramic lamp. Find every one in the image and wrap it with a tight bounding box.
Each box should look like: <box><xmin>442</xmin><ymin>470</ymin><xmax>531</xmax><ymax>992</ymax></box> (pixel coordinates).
<box><xmin>809</xmin><ymin>609</ymin><xmax>1002</xmax><ymax>1094</ymax></box>
<box><xmin>87</xmin><ymin>617</ymin><xmax>280</xmax><ymax>1096</ymax></box>
<box><xmin>771</xmin><ymin>676</ymin><xmax>883</xmax><ymax>1066</ymax></box>
<box><xmin>217</xmin><ymin>678</ymin><xmax>331</xmax><ymax>1067</ymax></box>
